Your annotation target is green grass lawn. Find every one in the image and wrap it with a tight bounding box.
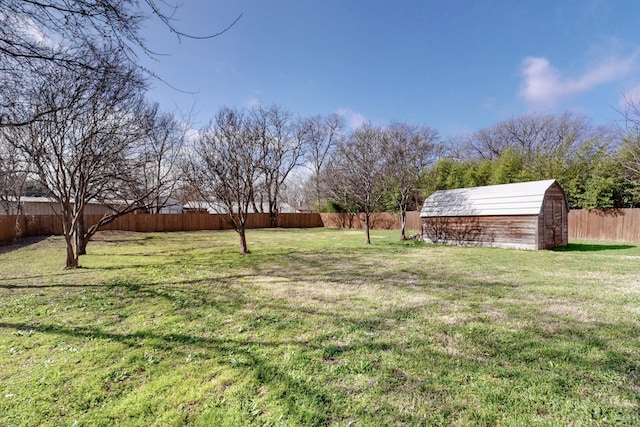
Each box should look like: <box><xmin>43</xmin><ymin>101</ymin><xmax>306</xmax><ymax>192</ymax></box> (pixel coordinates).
<box><xmin>1</xmin><ymin>229</ymin><xmax>639</xmax><ymax>426</ymax></box>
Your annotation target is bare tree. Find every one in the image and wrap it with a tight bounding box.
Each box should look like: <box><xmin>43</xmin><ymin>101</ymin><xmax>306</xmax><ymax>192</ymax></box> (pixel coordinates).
<box><xmin>326</xmin><ymin>123</ymin><xmax>387</xmax><ymax>244</ymax></box>
<box><xmin>0</xmin><ymin>0</ymin><xmax>239</xmax><ymax>70</ymax></box>
<box><xmin>618</xmin><ymin>95</ymin><xmax>640</xmax><ymax>192</ymax></box>
<box><xmin>72</xmin><ymin>104</ymin><xmax>187</xmax><ymax>256</ymax></box>
<box><xmin>1</xmin><ymin>49</ymin><xmax>165</xmax><ymax>268</ymax></box>
<box><xmin>465</xmin><ymin>126</ymin><xmax>510</xmax><ymax>161</ymax></box>
<box><xmin>125</xmin><ymin>104</ymin><xmax>187</xmax><ymax>214</ymax></box>
<box><xmin>385</xmin><ymin>123</ymin><xmax>438</xmax><ymax>240</ymax></box>
<box><xmin>0</xmin><ymin>0</ymin><xmax>240</xmax><ymax>127</ymax></box>
<box><xmin>465</xmin><ymin>112</ymin><xmax>592</xmax><ymax>168</ymax></box>
<box><xmin>187</xmin><ymin>107</ymin><xmax>264</xmax><ymax>255</ymax></box>
<box><xmin>0</xmin><ymin>138</ymin><xmax>26</xmax><ymax>213</ymax></box>
<box><xmin>303</xmin><ymin>114</ymin><xmax>344</xmax><ymax>206</ymax></box>
<box><xmin>0</xmin><ymin>137</ymin><xmax>29</xmax><ymax>238</ymax></box>
<box><xmin>252</xmin><ymin>105</ymin><xmax>308</xmax><ymax>227</ymax></box>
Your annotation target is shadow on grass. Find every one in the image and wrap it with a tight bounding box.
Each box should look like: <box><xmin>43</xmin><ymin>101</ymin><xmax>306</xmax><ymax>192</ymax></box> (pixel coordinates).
<box><xmin>0</xmin><ymin>235</ymin><xmax>50</xmax><ymax>254</ymax></box>
<box><xmin>0</xmin><ymin>282</ymin><xmax>105</xmax><ymax>289</ymax></box>
<box><xmin>0</xmin><ymin>319</ymin><xmax>336</xmax><ymax>424</ymax></box>
<box><xmin>0</xmin><ymin>260</ymin><xmax>186</xmax><ymax>285</ymax></box>
<box><xmin>2</xmin><ymin>249</ymin><xmax>640</xmax><ymax>425</ymax></box>
<box><xmin>2</xmin><ymin>297</ymin><xmax>639</xmax><ymax>424</ymax></box>
<box><xmin>553</xmin><ymin>243</ymin><xmax>636</xmax><ymax>252</ymax></box>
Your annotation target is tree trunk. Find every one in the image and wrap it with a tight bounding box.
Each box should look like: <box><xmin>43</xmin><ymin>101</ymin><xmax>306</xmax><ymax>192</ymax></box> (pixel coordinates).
<box><xmin>13</xmin><ymin>216</ymin><xmax>23</xmax><ymax>240</ymax></box>
<box><xmin>400</xmin><ymin>208</ymin><xmax>407</xmax><ymax>240</ymax></box>
<box><xmin>269</xmin><ymin>204</ymin><xmax>278</xmax><ymax>228</ymax></box>
<box><xmin>78</xmin><ymin>234</ymin><xmax>88</xmax><ymax>256</ymax></box>
<box><xmin>364</xmin><ymin>213</ymin><xmax>371</xmax><ymax>244</ymax></box>
<box><xmin>76</xmin><ymin>215</ymin><xmax>87</xmax><ymax>255</ymax></box>
<box><xmin>64</xmin><ymin>237</ymin><xmax>79</xmax><ymax>269</ymax></box>
<box><xmin>239</xmin><ymin>229</ymin><xmax>251</xmax><ymax>255</ymax></box>
<box><xmin>13</xmin><ymin>204</ymin><xmax>23</xmax><ymax>239</ymax></box>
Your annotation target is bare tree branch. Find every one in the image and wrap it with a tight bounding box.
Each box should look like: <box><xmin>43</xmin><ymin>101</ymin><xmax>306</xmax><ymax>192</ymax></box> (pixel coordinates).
<box><xmin>186</xmin><ymin>107</ymin><xmax>264</xmax><ymax>255</ymax></box>
<box><xmin>1</xmin><ymin>47</ymin><xmax>176</xmax><ymax>268</ymax></box>
<box><xmin>384</xmin><ymin>122</ymin><xmax>438</xmax><ymax>240</ymax></box>
<box><xmin>325</xmin><ymin>123</ymin><xmax>387</xmax><ymax>244</ymax></box>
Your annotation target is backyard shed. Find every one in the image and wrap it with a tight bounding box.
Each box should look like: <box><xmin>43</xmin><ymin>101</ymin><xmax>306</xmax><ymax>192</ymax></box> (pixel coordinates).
<box><xmin>420</xmin><ymin>179</ymin><xmax>568</xmax><ymax>249</ymax></box>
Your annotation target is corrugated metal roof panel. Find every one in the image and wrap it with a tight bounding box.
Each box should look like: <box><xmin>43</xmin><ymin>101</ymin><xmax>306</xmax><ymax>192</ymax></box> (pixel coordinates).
<box><xmin>420</xmin><ymin>179</ymin><xmax>558</xmax><ymax>217</ymax></box>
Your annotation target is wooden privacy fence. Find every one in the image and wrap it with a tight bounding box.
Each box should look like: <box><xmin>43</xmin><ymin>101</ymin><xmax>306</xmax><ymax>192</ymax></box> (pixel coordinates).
<box><xmin>0</xmin><ymin>211</ymin><xmax>421</xmax><ymax>242</ymax></box>
<box><xmin>568</xmin><ymin>209</ymin><xmax>640</xmax><ymax>243</ymax></box>
<box><xmin>0</xmin><ymin>213</ymin><xmax>326</xmax><ymax>241</ymax></box>
<box><xmin>320</xmin><ymin>212</ymin><xmax>423</xmax><ymax>232</ymax></box>
<box><xmin>0</xmin><ymin>215</ymin><xmax>60</xmax><ymax>242</ymax></box>
<box><xmin>1</xmin><ymin>209</ymin><xmax>639</xmax><ymax>243</ymax></box>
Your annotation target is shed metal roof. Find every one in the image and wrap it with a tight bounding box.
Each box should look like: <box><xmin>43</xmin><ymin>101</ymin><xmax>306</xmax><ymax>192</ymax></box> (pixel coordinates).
<box><xmin>420</xmin><ymin>179</ymin><xmax>559</xmax><ymax>217</ymax></box>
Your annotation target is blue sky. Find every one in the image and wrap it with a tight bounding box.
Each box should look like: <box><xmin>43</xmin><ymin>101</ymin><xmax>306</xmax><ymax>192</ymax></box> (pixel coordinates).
<box><xmin>139</xmin><ymin>1</ymin><xmax>640</xmax><ymax>138</ymax></box>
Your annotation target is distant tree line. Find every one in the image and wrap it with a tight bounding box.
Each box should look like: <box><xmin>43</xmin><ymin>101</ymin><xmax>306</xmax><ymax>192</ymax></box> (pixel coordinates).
<box><xmin>427</xmin><ymin>111</ymin><xmax>640</xmax><ymax>210</ymax></box>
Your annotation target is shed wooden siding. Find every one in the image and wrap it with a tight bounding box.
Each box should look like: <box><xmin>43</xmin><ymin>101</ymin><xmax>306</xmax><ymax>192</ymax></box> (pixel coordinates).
<box><xmin>421</xmin><ymin>180</ymin><xmax>568</xmax><ymax>250</ymax></box>
<box><xmin>423</xmin><ymin>215</ymin><xmax>539</xmax><ymax>249</ymax></box>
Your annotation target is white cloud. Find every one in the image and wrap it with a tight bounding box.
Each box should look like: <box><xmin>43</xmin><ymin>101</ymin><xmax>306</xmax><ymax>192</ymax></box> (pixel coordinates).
<box><xmin>336</xmin><ymin>108</ymin><xmax>367</xmax><ymax>130</ymax></box>
<box><xmin>184</xmin><ymin>127</ymin><xmax>199</xmax><ymax>143</ymax></box>
<box><xmin>519</xmin><ymin>54</ymin><xmax>636</xmax><ymax>107</ymax></box>
<box><xmin>20</xmin><ymin>17</ymin><xmax>58</xmax><ymax>48</ymax></box>
<box><xmin>245</xmin><ymin>98</ymin><xmax>262</xmax><ymax>109</ymax></box>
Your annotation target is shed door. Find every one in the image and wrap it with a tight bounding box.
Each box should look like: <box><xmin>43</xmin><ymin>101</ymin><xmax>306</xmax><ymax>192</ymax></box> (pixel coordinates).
<box><xmin>544</xmin><ymin>199</ymin><xmax>564</xmax><ymax>248</ymax></box>
<box><xmin>553</xmin><ymin>200</ymin><xmax>564</xmax><ymax>246</ymax></box>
